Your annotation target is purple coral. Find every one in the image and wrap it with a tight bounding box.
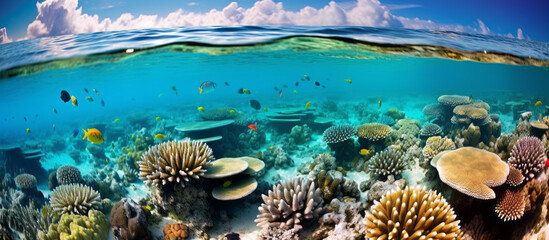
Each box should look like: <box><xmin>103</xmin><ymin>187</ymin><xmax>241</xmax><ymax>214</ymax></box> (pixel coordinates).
<box><xmin>508</xmin><ymin>137</ymin><xmax>547</xmax><ymax>181</ymax></box>
<box><xmin>322</xmin><ymin>125</ymin><xmax>357</xmax><ymax>144</ymax></box>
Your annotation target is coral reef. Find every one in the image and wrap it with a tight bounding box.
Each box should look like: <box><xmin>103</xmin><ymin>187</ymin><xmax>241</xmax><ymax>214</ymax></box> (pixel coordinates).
<box><xmin>138</xmin><ymin>139</ymin><xmax>214</xmax><ymax>187</ymax></box>
<box><xmin>163</xmin><ymin>223</ymin><xmax>189</xmax><ymax>240</ymax></box>
<box><xmin>263</xmin><ymin>145</ymin><xmax>293</xmax><ymax>169</ymax></box>
<box><xmin>237</xmin><ymin>127</ymin><xmax>266</xmax><ymax>150</ymax></box>
<box><xmin>14</xmin><ymin>173</ymin><xmax>37</xmax><ymax>190</ymax></box>
<box><xmin>456</xmin><ymin>123</ymin><xmax>481</xmax><ymax>147</ymax></box>
<box><xmin>366</xmin><ymin>175</ymin><xmax>408</xmax><ymax>202</ymax></box>
<box><xmin>315</xmin><ymin>170</ymin><xmax>360</xmax><ymax>202</ymax></box>
<box><xmin>255</xmin><ymin>177</ymin><xmax>323</xmax><ymax>231</ymax></box>
<box><xmin>367</xmin><ymin>148</ymin><xmax>408</xmax><ymax>178</ymax></box>
<box><xmin>383</xmin><ymin>108</ymin><xmax>405</xmax><ymax>120</ymax></box>
<box><xmin>365</xmin><ymin>187</ymin><xmax>462</xmax><ymax>239</ymax></box>
<box><xmin>495</xmin><ymin>189</ymin><xmax>525</xmax><ymax>221</ymax></box>
<box><xmin>258</xmin><ymin>226</ymin><xmax>298</xmax><ymax>240</ymax></box>
<box><xmin>38</xmin><ymin>209</ymin><xmax>109</xmax><ymax>240</ymax></box>
<box><xmin>431</xmin><ymin>147</ymin><xmax>509</xmax><ymax>199</ymax></box>
<box><xmin>322</xmin><ymin>125</ymin><xmax>357</xmax><ymax>144</ymax></box>
<box><xmin>50</xmin><ymin>183</ymin><xmax>101</xmax><ymax>215</ymax></box>
<box><xmin>506</xmin><ymin>166</ymin><xmax>525</xmax><ymax>187</ymax></box>
<box><xmin>56</xmin><ymin>165</ymin><xmax>82</xmax><ymax>185</ymax></box>
<box><xmin>111</xmin><ymin>198</ymin><xmax>152</xmax><ymax>240</ymax></box>
<box><xmin>422</xmin><ymin>103</ymin><xmax>447</xmax><ymax>119</ymax></box>
<box><xmin>376</xmin><ymin>115</ymin><xmax>395</xmax><ymax>126</ymax></box>
<box><xmin>438</xmin><ymin>94</ymin><xmax>470</xmax><ymax>107</ymax></box>
<box><xmin>298</xmin><ymin>153</ymin><xmax>337</xmax><ymax>175</ymax></box>
<box><xmin>419</xmin><ymin>123</ymin><xmax>442</xmax><ymax>138</ymax></box>
<box><xmin>198</xmin><ymin>107</ymin><xmax>240</xmax><ymax>121</ymax></box>
<box><xmin>288</xmin><ymin>124</ymin><xmax>312</xmax><ymax>145</ymax></box>
<box><xmin>508</xmin><ymin>136</ymin><xmax>547</xmax><ymax>181</ymax></box>
<box><xmin>356</xmin><ymin>123</ymin><xmax>391</xmax><ymax>141</ymax></box>
<box><xmin>422</xmin><ymin>136</ymin><xmax>456</xmax><ymax>159</ymax></box>
<box><xmin>312</xmin><ymin>199</ymin><xmax>366</xmax><ymax>240</ymax></box>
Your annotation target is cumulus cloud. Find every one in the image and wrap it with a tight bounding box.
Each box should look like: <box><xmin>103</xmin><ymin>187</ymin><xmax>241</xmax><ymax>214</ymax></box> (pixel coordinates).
<box><xmin>21</xmin><ymin>0</ymin><xmax>512</xmax><ymax>41</ymax></box>
<box><xmin>0</xmin><ymin>27</ymin><xmax>11</xmax><ymax>44</ymax></box>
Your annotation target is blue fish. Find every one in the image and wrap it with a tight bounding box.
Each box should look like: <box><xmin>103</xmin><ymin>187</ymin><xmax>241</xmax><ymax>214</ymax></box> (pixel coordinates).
<box><xmin>73</xmin><ymin>129</ymin><xmax>79</xmax><ymax>138</ymax></box>
<box><xmin>101</xmin><ymin>99</ymin><xmax>105</xmax><ymax>107</ymax></box>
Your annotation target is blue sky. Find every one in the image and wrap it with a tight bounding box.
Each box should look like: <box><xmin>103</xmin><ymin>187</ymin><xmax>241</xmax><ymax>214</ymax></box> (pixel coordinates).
<box><xmin>1</xmin><ymin>0</ymin><xmax>548</xmax><ymax>43</ymax></box>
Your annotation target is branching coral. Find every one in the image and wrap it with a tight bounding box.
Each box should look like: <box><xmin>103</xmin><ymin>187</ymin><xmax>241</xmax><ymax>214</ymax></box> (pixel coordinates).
<box><xmin>50</xmin><ymin>183</ymin><xmax>101</xmax><ymax>215</ymax></box>
<box><xmin>15</xmin><ymin>173</ymin><xmax>37</xmax><ymax>190</ymax></box>
<box><xmin>367</xmin><ymin>148</ymin><xmax>407</xmax><ymax>177</ymax></box>
<box><xmin>423</xmin><ymin>136</ymin><xmax>456</xmax><ymax>159</ymax></box>
<box><xmin>322</xmin><ymin>125</ymin><xmax>357</xmax><ymax>144</ymax></box>
<box><xmin>365</xmin><ymin>187</ymin><xmax>463</xmax><ymax>239</ymax></box>
<box><xmin>495</xmin><ymin>189</ymin><xmax>525</xmax><ymax>222</ymax></box>
<box><xmin>138</xmin><ymin>139</ymin><xmax>214</xmax><ymax>187</ymax></box>
<box><xmin>56</xmin><ymin>165</ymin><xmax>82</xmax><ymax>185</ymax></box>
<box><xmin>255</xmin><ymin>177</ymin><xmax>323</xmax><ymax>231</ymax></box>
<box><xmin>508</xmin><ymin>136</ymin><xmax>547</xmax><ymax>181</ymax></box>
<box><xmin>419</xmin><ymin>123</ymin><xmax>442</xmax><ymax>138</ymax></box>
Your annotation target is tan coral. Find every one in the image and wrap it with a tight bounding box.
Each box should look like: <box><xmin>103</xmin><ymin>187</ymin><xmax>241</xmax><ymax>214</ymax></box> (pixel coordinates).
<box><xmin>138</xmin><ymin>139</ymin><xmax>213</xmax><ymax>187</ymax></box>
<box><xmin>211</xmin><ymin>177</ymin><xmax>257</xmax><ymax>200</ymax></box>
<box><xmin>431</xmin><ymin>147</ymin><xmax>509</xmax><ymax>200</ymax></box>
<box><xmin>365</xmin><ymin>187</ymin><xmax>463</xmax><ymax>239</ymax></box>
<box><xmin>422</xmin><ymin>136</ymin><xmax>456</xmax><ymax>159</ymax></box>
<box><xmin>506</xmin><ymin>165</ymin><xmax>524</xmax><ymax>187</ymax></box>
<box><xmin>356</xmin><ymin>123</ymin><xmax>391</xmax><ymax>141</ymax></box>
<box><xmin>495</xmin><ymin>189</ymin><xmax>525</xmax><ymax>222</ymax></box>
<box><xmin>202</xmin><ymin>157</ymin><xmax>248</xmax><ymax>179</ymax></box>
<box><xmin>163</xmin><ymin>223</ymin><xmax>189</xmax><ymax>240</ymax></box>
<box><xmin>453</xmin><ymin>104</ymin><xmax>488</xmax><ymax>120</ymax></box>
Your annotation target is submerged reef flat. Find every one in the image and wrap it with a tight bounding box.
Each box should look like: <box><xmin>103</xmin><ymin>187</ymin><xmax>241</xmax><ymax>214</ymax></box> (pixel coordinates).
<box><xmin>1</xmin><ymin>89</ymin><xmax>549</xmax><ymax>240</ymax></box>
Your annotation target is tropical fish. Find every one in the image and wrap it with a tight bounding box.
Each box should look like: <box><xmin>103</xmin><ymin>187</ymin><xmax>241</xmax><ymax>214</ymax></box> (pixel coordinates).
<box><xmin>101</xmin><ymin>99</ymin><xmax>105</xmax><ymax>107</ymax></box>
<box><xmin>314</xmin><ymin>81</ymin><xmax>320</xmax><ymax>86</ymax></box>
<box><xmin>469</xmin><ymin>94</ymin><xmax>474</xmax><ymax>103</ymax></box>
<box><xmin>158</xmin><ymin>93</ymin><xmax>163</xmax><ymax>98</ymax></box>
<box><xmin>199</xmin><ymin>81</ymin><xmax>216</xmax><ymax>94</ymax></box>
<box><xmin>52</xmin><ymin>124</ymin><xmax>55</xmax><ymax>130</ymax></box>
<box><xmin>535</xmin><ymin>101</ymin><xmax>542</xmax><ymax>107</ymax></box>
<box><xmin>268</xmin><ymin>145</ymin><xmax>275</xmax><ymax>150</ymax></box>
<box><xmin>71</xmin><ymin>96</ymin><xmax>78</xmax><ymax>106</ymax></box>
<box><xmin>145</xmin><ymin>205</ymin><xmax>152</xmax><ymax>211</ymax></box>
<box><xmin>263</xmin><ymin>107</ymin><xmax>268</xmax><ymax>112</ymax></box>
<box><xmin>93</xmin><ymin>89</ymin><xmax>99</xmax><ymax>96</ymax></box>
<box><xmin>279</xmin><ymin>91</ymin><xmax>283</xmax><ymax>98</ymax></box>
<box><xmin>248</xmin><ymin>124</ymin><xmax>258</xmax><ymax>130</ymax></box>
<box><xmin>53</xmin><ymin>108</ymin><xmax>58</xmax><ymax>114</ymax></box>
<box><xmin>26</xmin><ymin>128</ymin><xmax>31</xmax><ymax>133</ymax></box>
<box><xmin>84</xmin><ymin>88</ymin><xmax>89</xmax><ymax>93</ymax></box>
<box><xmin>73</xmin><ymin>129</ymin><xmax>79</xmax><ymax>138</ymax></box>
<box><xmin>106</xmin><ymin>158</ymin><xmax>109</xmax><ymax>163</ymax></box>
<box><xmin>222</xmin><ymin>180</ymin><xmax>232</xmax><ymax>188</ymax></box>
<box><xmin>359</xmin><ymin>149</ymin><xmax>370</xmax><ymax>155</ymax></box>
<box><xmin>225</xmin><ymin>82</ymin><xmax>229</xmax><ymax>86</ymax></box>
<box><xmin>86</xmin><ymin>96</ymin><xmax>94</xmax><ymax>102</ymax></box>
<box><xmin>60</xmin><ymin>90</ymin><xmax>71</xmax><ymax>103</ymax></box>
<box><xmin>238</xmin><ymin>88</ymin><xmax>251</xmax><ymax>94</ymax></box>
<box><xmin>198</xmin><ymin>106</ymin><xmax>205</xmax><ymax>112</ymax></box>
<box><xmin>250</xmin><ymin>100</ymin><xmax>261</xmax><ymax>110</ymax></box>
<box><xmin>305</xmin><ymin>101</ymin><xmax>311</xmax><ymax>109</ymax></box>
<box><xmin>114</xmin><ymin>119</ymin><xmax>120</xmax><ymax>123</ymax></box>
<box><xmin>378</xmin><ymin>98</ymin><xmax>382</xmax><ymax>109</ymax></box>
<box><xmin>304</xmin><ymin>75</ymin><xmax>310</xmax><ymax>80</ymax></box>
<box><xmin>154</xmin><ymin>133</ymin><xmax>165</xmax><ymax>140</ymax></box>
<box><xmin>229</xmin><ymin>109</ymin><xmax>236</xmax><ymax>114</ymax></box>
<box><xmin>345</xmin><ymin>79</ymin><xmax>352</xmax><ymax>84</ymax></box>
<box><xmin>172</xmin><ymin>86</ymin><xmax>178</xmax><ymax>95</ymax></box>
<box><xmin>295</xmin><ymin>82</ymin><xmax>299</xmax><ymax>86</ymax></box>
<box><xmin>82</xmin><ymin>128</ymin><xmax>104</xmax><ymax>144</ymax></box>
<box><xmin>155</xmin><ymin>116</ymin><xmax>161</xmax><ymax>122</ymax></box>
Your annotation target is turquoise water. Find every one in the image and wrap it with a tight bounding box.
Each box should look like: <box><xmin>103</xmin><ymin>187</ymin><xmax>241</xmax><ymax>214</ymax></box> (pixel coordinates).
<box><xmin>1</xmin><ymin>26</ymin><xmax>549</xmax><ymax>239</ymax></box>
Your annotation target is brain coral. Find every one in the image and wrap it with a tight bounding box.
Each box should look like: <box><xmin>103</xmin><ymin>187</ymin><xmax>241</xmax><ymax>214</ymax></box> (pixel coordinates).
<box><xmin>38</xmin><ymin>209</ymin><xmax>109</xmax><ymax>240</ymax></box>
<box><xmin>419</xmin><ymin>123</ymin><xmax>442</xmax><ymax>138</ymax></box>
<box><xmin>422</xmin><ymin>136</ymin><xmax>456</xmax><ymax>159</ymax></box>
<box><xmin>138</xmin><ymin>139</ymin><xmax>214</xmax><ymax>187</ymax></box>
<box><xmin>438</xmin><ymin>95</ymin><xmax>470</xmax><ymax>107</ymax></box>
<box><xmin>365</xmin><ymin>187</ymin><xmax>462</xmax><ymax>239</ymax></box>
<box><xmin>508</xmin><ymin>136</ymin><xmax>546</xmax><ymax>181</ymax></box>
<box><xmin>15</xmin><ymin>173</ymin><xmax>37</xmax><ymax>190</ymax></box>
<box><xmin>368</xmin><ymin>148</ymin><xmax>408</xmax><ymax>177</ymax></box>
<box><xmin>495</xmin><ymin>189</ymin><xmax>525</xmax><ymax>222</ymax></box>
<box><xmin>255</xmin><ymin>177</ymin><xmax>323</xmax><ymax>231</ymax></box>
<box><xmin>322</xmin><ymin>125</ymin><xmax>357</xmax><ymax>144</ymax></box>
<box><xmin>453</xmin><ymin>104</ymin><xmax>488</xmax><ymax>120</ymax></box>
<box><xmin>356</xmin><ymin>123</ymin><xmax>391</xmax><ymax>141</ymax></box>
<box><xmin>56</xmin><ymin>165</ymin><xmax>82</xmax><ymax>185</ymax></box>
<box><xmin>431</xmin><ymin>147</ymin><xmax>509</xmax><ymax>200</ymax></box>
<box><xmin>50</xmin><ymin>183</ymin><xmax>101</xmax><ymax>215</ymax></box>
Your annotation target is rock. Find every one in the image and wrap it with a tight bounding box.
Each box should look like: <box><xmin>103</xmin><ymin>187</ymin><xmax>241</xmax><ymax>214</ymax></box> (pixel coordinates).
<box><xmin>111</xmin><ymin>198</ymin><xmax>152</xmax><ymax>240</ymax></box>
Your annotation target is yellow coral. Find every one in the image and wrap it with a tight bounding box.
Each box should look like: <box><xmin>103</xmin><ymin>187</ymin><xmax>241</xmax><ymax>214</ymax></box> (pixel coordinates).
<box><xmin>38</xmin><ymin>210</ymin><xmax>109</xmax><ymax>240</ymax></box>
<box><xmin>422</xmin><ymin>136</ymin><xmax>456</xmax><ymax>159</ymax></box>
<box><xmin>356</xmin><ymin>123</ymin><xmax>391</xmax><ymax>141</ymax></box>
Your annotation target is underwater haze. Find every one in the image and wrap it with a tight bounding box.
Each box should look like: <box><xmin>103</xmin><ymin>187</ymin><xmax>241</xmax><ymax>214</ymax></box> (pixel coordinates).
<box><xmin>0</xmin><ymin>26</ymin><xmax>549</xmax><ymax>240</ymax></box>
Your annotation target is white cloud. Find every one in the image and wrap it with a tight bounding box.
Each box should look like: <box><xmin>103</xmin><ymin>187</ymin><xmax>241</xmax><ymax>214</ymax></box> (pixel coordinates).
<box><xmin>0</xmin><ymin>27</ymin><xmax>11</xmax><ymax>44</ymax></box>
<box><xmin>188</xmin><ymin>2</ymin><xmax>197</xmax><ymax>6</ymax></box>
<box><xmin>516</xmin><ymin>28</ymin><xmax>524</xmax><ymax>39</ymax></box>
<box><xmin>20</xmin><ymin>0</ymin><xmax>512</xmax><ymax>41</ymax></box>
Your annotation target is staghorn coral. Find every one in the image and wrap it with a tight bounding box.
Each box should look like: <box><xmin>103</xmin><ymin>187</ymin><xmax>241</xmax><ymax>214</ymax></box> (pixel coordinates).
<box><xmin>50</xmin><ymin>183</ymin><xmax>101</xmax><ymax>215</ymax></box>
<box><xmin>495</xmin><ymin>189</ymin><xmax>525</xmax><ymax>222</ymax></box>
<box><xmin>422</xmin><ymin>136</ymin><xmax>456</xmax><ymax>159</ymax></box>
<box><xmin>15</xmin><ymin>173</ymin><xmax>37</xmax><ymax>190</ymax></box>
<box><xmin>419</xmin><ymin>123</ymin><xmax>442</xmax><ymax>138</ymax></box>
<box><xmin>506</xmin><ymin>165</ymin><xmax>525</xmax><ymax>187</ymax></box>
<box><xmin>438</xmin><ymin>95</ymin><xmax>470</xmax><ymax>107</ymax></box>
<box><xmin>255</xmin><ymin>177</ymin><xmax>323</xmax><ymax>231</ymax></box>
<box><xmin>138</xmin><ymin>139</ymin><xmax>213</xmax><ymax>187</ymax></box>
<box><xmin>367</xmin><ymin>148</ymin><xmax>407</xmax><ymax>177</ymax></box>
<box><xmin>508</xmin><ymin>136</ymin><xmax>547</xmax><ymax>181</ymax></box>
<box><xmin>163</xmin><ymin>223</ymin><xmax>189</xmax><ymax>240</ymax></box>
<box><xmin>38</xmin><ymin>209</ymin><xmax>109</xmax><ymax>240</ymax></box>
<box><xmin>56</xmin><ymin>165</ymin><xmax>82</xmax><ymax>185</ymax></box>
<box><xmin>356</xmin><ymin>123</ymin><xmax>391</xmax><ymax>141</ymax></box>
<box><xmin>322</xmin><ymin>125</ymin><xmax>357</xmax><ymax>144</ymax></box>
<box><xmin>365</xmin><ymin>187</ymin><xmax>462</xmax><ymax>239</ymax></box>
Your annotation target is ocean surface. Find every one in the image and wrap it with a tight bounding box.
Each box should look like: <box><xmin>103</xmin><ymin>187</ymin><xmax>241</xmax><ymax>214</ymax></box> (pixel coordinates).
<box><xmin>0</xmin><ymin>26</ymin><xmax>548</xmax><ymax>239</ymax></box>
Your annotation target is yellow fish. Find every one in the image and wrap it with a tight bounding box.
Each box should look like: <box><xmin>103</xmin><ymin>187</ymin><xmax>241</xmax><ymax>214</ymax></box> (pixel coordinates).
<box><xmin>222</xmin><ymin>180</ymin><xmax>232</xmax><ymax>188</ymax></box>
<box><xmin>345</xmin><ymin>79</ymin><xmax>352</xmax><ymax>84</ymax></box>
<box><xmin>154</xmin><ymin>133</ymin><xmax>165</xmax><ymax>140</ymax></box>
<box><xmin>244</xmin><ymin>89</ymin><xmax>251</xmax><ymax>94</ymax></box>
<box><xmin>144</xmin><ymin>205</ymin><xmax>152</xmax><ymax>211</ymax></box>
<box><xmin>71</xmin><ymin>96</ymin><xmax>78</xmax><ymax>106</ymax></box>
<box><xmin>268</xmin><ymin>145</ymin><xmax>275</xmax><ymax>150</ymax></box>
<box><xmin>82</xmin><ymin>128</ymin><xmax>104</xmax><ymax>144</ymax></box>
<box><xmin>106</xmin><ymin>158</ymin><xmax>109</xmax><ymax>163</ymax></box>
<box><xmin>534</xmin><ymin>101</ymin><xmax>542</xmax><ymax>107</ymax></box>
<box><xmin>229</xmin><ymin>109</ymin><xmax>236</xmax><ymax>114</ymax></box>
<box><xmin>114</xmin><ymin>119</ymin><xmax>120</xmax><ymax>123</ymax></box>
<box><xmin>85</xmin><ymin>96</ymin><xmax>94</xmax><ymax>102</ymax></box>
<box><xmin>52</xmin><ymin>124</ymin><xmax>55</xmax><ymax>130</ymax></box>
<box><xmin>359</xmin><ymin>149</ymin><xmax>370</xmax><ymax>155</ymax></box>
<box><xmin>378</xmin><ymin>98</ymin><xmax>382</xmax><ymax>109</ymax></box>
<box><xmin>305</xmin><ymin>101</ymin><xmax>311</xmax><ymax>109</ymax></box>
<box><xmin>197</xmin><ymin>106</ymin><xmax>205</xmax><ymax>112</ymax></box>
<box><xmin>26</xmin><ymin>128</ymin><xmax>31</xmax><ymax>133</ymax></box>
<box><xmin>263</xmin><ymin>107</ymin><xmax>268</xmax><ymax>112</ymax></box>
<box><xmin>155</xmin><ymin>116</ymin><xmax>161</xmax><ymax>122</ymax></box>
<box><xmin>127</xmin><ymin>152</ymin><xmax>131</xmax><ymax>156</ymax></box>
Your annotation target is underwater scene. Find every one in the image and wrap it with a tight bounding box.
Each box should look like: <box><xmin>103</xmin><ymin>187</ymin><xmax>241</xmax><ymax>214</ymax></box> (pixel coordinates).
<box><xmin>1</xmin><ymin>26</ymin><xmax>549</xmax><ymax>240</ymax></box>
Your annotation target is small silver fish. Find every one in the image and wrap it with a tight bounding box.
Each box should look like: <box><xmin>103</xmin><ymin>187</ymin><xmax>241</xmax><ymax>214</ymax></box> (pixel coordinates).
<box><xmin>199</xmin><ymin>81</ymin><xmax>216</xmax><ymax>94</ymax></box>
